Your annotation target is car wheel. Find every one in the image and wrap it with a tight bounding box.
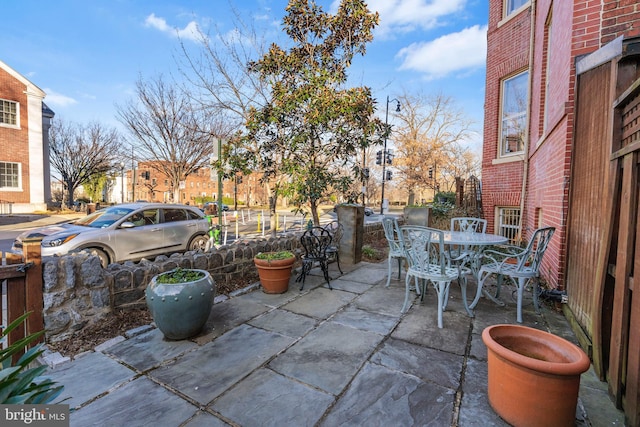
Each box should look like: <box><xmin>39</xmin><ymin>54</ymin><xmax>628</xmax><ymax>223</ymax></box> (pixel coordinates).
<box><xmin>189</xmin><ymin>235</ymin><xmax>208</xmax><ymax>251</ymax></box>
<box><xmin>89</xmin><ymin>248</ymin><xmax>110</xmax><ymax>268</ymax></box>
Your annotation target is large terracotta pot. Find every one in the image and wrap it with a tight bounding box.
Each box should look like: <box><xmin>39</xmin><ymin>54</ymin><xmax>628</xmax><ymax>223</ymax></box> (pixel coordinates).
<box><xmin>145</xmin><ymin>269</ymin><xmax>215</xmax><ymax>340</ymax></box>
<box><xmin>254</xmin><ymin>255</ymin><xmax>295</xmax><ymax>294</ymax></box>
<box><xmin>482</xmin><ymin>324</ymin><xmax>591</xmax><ymax>427</ymax></box>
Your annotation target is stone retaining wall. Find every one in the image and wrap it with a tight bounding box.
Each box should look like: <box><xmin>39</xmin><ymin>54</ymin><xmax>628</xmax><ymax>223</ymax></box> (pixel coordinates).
<box><xmin>42</xmin><ymin>233</ymin><xmax>302</xmax><ymax>342</ymax></box>
<box><xmin>42</xmin><ymin>223</ymin><xmax>385</xmax><ymax>343</ymax></box>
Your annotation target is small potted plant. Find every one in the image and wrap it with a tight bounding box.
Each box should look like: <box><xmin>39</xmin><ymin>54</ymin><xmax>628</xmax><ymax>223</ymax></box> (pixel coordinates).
<box><xmin>145</xmin><ymin>268</ymin><xmax>215</xmax><ymax>340</ymax></box>
<box><xmin>254</xmin><ymin>250</ymin><xmax>296</xmax><ymax>294</ymax></box>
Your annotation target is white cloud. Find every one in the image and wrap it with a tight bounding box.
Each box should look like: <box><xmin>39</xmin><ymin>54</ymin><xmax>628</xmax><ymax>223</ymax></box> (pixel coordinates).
<box><xmin>396</xmin><ymin>25</ymin><xmax>487</xmax><ymax>79</ymax></box>
<box><xmin>43</xmin><ymin>88</ymin><xmax>77</xmax><ymax>107</ymax></box>
<box><xmin>144</xmin><ymin>13</ymin><xmax>201</xmax><ymax>42</ymax></box>
<box><xmin>366</xmin><ymin>0</ymin><xmax>467</xmax><ymax>37</ymax></box>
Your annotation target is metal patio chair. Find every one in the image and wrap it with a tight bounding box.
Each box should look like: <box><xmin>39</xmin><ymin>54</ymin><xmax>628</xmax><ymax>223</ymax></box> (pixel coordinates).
<box><xmin>323</xmin><ymin>221</ymin><xmax>343</xmax><ymax>274</ymax></box>
<box><xmin>381</xmin><ymin>216</ymin><xmax>407</xmax><ymax>288</ymax></box>
<box><xmin>401</xmin><ymin>226</ymin><xmax>461</xmax><ymax>328</ymax></box>
<box><xmin>446</xmin><ymin>217</ymin><xmax>488</xmax><ymax>272</ymax></box>
<box><xmin>471</xmin><ymin>226</ymin><xmax>556</xmax><ymax>323</ymax></box>
<box><xmin>296</xmin><ymin>226</ymin><xmax>333</xmax><ymax>290</ymax></box>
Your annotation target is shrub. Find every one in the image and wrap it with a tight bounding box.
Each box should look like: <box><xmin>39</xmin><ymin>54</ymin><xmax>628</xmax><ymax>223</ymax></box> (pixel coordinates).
<box><xmin>0</xmin><ymin>312</ymin><xmax>64</xmax><ymax>404</ymax></box>
<box><xmin>156</xmin><ymin>268</ymin><xmax>206</xmax><ymax>284</ymax></box>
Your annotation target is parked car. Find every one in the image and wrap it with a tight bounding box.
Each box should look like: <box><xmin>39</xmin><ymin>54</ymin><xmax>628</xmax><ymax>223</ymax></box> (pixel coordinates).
<box><xmin>333</xmin><ymin>204</ymin><xmax>375</xmax><ymax>216</ymax></box>
<box><xmin>203</xmin><ymin>202</ymin><xmax>229</xmax><ymax>213</ymax></box>
<box><xmin>11</xmin><ymin>203</ymin><xmax>210</xmax><ymax>267</ymax></box>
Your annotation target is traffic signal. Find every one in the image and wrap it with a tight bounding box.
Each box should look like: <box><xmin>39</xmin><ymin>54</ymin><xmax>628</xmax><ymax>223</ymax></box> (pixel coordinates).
<box><xmin>237</xmin><ymin>175</ymin><xmax>243</xmax><ymax>184</ymax></box>
<box><xmin>386</xmin><ymin>170</ymin><xmax>392</xmax><ymax>181</ymax></box>
<box><xmin>428</xmin><ymin>167</ymin><xmax>433</xmax><ymax>179</ymax></box>
<box><xmin>385</xmin><ymin>150</ymin><xmax>393</xmax><ymax>165</ymax></box>
<box><xmin>376</xmin><ymin>151</ymin><xmax>383</xmax><ymax>165</ymax></box>
<box><xmin>362</xmin><ymin>167</ymin><xmax>370</xmax><ymax>179</ymax></box>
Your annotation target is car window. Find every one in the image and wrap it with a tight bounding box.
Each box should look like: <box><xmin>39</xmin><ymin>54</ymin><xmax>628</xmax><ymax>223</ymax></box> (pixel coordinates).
<box><xmin>125</xmin><ymin>209</ymin><xmax>159</xmax><ymax>227</ymax></box>
<box><xmin>187</xmin><ymin>209</ymin><xmax>203</xmax><ymax>220</ymax></box>
<box><xmin>163</xmin><ymin>208</ymin><xmax>187</xmax><ymax>223</ymax></box>
<box><xmin>75</xmin><ymin>207</ymin><xmax>134</xmax><ymax>228</ymax></box>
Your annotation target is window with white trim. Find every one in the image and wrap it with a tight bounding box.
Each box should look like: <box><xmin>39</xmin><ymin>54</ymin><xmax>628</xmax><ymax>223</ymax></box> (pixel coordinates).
<box><xmin>0</xmin><ymin>99</ymin><xmax>18</xmax><ymax>127</ymax></box>
<box><xmin>497</xmin><ymin>207</ymin><xmax>521</xmax><ymax>244</ymax></box>
<box><xmin>0</xmin><ymin>162</ymin><xmax>20</xmax><ymax>189</ymax></box>
<box><xmin>500</xmin><ymin>71</ymin><xmax>529</xmax><ymax>157</ymax></box>
<box><xmin>505</xmin><ymin>0</ymin><xmax>529</xmax><ymax>17</ymax></box>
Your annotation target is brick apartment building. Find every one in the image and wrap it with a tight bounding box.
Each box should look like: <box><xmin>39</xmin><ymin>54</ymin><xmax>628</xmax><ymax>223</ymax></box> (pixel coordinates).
<box><xmin>482</xmin><ymin>0</ymin><xmax>639</xmax><ymax>288</ymax></box>
<box><xmin>127</xmin><ymin>161</ymin><xmax>268</xmax><ymax>207</ymax></box>
<box><xmin>0</xmin><ymin>60</ymin><xmax>53</xmax><ymax>213</ymax></box>
<box><xmin>483</xmin><ymin>1</ymin><xmax>640</xmax><ymax>422</ymax></box>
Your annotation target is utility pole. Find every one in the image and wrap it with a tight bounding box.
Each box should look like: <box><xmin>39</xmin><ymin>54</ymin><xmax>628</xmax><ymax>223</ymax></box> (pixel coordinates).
<box><xmin>380</xmin><ymin>95</ymin><xmax>400</xmax><ymax>214</ymax></box>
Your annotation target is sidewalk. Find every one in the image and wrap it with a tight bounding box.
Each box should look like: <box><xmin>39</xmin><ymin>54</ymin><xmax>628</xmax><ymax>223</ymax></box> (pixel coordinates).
<box><xmin>0</xmin><ymin>213</ymin><xmax>85</xmax><ymax>231</ymax></box>
<box><xmin>43</xmin><ymin>262</ymin><xmax>624</xmax><ymax>426</ymax></box>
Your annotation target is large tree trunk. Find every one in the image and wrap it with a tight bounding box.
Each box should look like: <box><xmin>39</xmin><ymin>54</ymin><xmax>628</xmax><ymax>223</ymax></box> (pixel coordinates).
<box><xmin>65</xmin><ymin>180</ymin><xmax>76</xmax><ymax>209</ymax></box>
<box><xmin>310</xmin><ymin>200</ymin><xmax>320</xmax><ymax>226</ymax></box>
<box><xmin>269</xmin><ymin>196</ymin><xmax>277</xmax><ymax>237</ymax></box>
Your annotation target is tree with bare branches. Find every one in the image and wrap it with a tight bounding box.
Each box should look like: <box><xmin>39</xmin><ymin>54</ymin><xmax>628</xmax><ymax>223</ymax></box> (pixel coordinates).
<box><xmin>392</xmin><ymin>92</ymin><xmax>477</xmax><ymax>204</ymax></box>
<box><xmin>116</xmin><ymin>75</ymin><xmax>228</xmax><ymax>202</ymax></box>
<box><xmin>49</xmin><ymin>119</ymin><xmax>122</xmax><ymax>208</ymax></box>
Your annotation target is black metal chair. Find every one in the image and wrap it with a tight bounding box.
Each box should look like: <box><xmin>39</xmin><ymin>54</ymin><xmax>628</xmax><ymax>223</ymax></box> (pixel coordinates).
<box><xmin>296</xmin><ymin>226</ymin><xmax>333</xmax><ymax>290</ymax></box>
<box><xmin>323</xmin><ymin>221</ymin><xmax>343</xmax><ymax>274</ymax></box>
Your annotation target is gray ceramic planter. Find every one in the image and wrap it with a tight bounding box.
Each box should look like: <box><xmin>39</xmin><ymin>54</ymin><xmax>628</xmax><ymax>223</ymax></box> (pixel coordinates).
<box><xmin>145</xmin><ymin>269</ymin><xmax>215</xmax><ymax>340</ymax></box>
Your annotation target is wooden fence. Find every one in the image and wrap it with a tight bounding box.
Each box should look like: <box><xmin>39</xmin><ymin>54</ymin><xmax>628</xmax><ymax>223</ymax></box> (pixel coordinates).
<box><xmin>1</xmin><ymin>238</ymin><xmax>44</xmax><ymax>357</ymax></box>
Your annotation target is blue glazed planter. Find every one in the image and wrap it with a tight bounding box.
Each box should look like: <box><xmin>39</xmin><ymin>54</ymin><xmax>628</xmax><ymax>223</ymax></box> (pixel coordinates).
<box><xmin>145</xmin><ymin>269</ymin><xmax>215</xmax><ymax>340</ymax></box>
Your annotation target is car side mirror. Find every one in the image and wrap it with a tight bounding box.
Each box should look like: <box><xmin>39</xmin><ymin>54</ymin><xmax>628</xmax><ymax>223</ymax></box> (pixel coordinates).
<box><xmin>120</xmin><ymin>221</ymin><xmax>136</xmax><ymax>229</ymax></box>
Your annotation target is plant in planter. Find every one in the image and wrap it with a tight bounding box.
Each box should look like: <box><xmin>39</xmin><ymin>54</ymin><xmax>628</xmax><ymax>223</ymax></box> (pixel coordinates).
<box><xmin>254</xmin><ymin>251</ymin><xmax>296</xmax><ymax>294</ymax></box>
<box><xmin>145</xmin><ymin>268</ymin><xmax>215</xmax><ymax>340</ymax></box>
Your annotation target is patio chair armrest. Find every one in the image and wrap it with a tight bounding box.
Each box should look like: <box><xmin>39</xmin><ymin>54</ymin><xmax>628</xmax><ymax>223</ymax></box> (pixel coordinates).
<box><xmin>482</xmin><ymin>247</ymin><xmax>527</xmax><ymax>267</ymax></box>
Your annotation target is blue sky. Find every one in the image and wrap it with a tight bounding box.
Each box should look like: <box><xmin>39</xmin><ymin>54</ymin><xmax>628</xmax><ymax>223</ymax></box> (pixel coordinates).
<box><xmin>1</xmin><ymin>0</ymin><xmax>488</xmax><ymax>152</ymax></box>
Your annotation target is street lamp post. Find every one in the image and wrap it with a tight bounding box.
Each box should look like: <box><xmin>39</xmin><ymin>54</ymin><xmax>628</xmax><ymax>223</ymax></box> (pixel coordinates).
<box><xmin>380</xmin><ymin>95</ymin><xmax>400</xmax><ymax>214</ymax></box>
<box><xmin>120</xmin><ymin>162</ymin><xmax>125</xmax><ymax>204</ymax></box>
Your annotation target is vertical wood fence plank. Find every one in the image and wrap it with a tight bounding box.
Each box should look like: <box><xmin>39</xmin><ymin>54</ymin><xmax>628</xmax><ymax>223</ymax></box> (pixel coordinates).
<box><xmin>23</xmin><ymin>238</ymin><xmax>43</xmax><ymax>345</ymax></box>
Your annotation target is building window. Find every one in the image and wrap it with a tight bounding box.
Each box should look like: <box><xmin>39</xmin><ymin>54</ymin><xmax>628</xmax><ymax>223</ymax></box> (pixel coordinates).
<box><xmin>505</xmin><ymin>0</ymin><xmax>528</xmax><ymax>17</ymax></box>
<box><xmin>0</xmin><ymin>162</ymin><xmax>20</xmax><ymax>189</ymax></box>
<box><xmin>0</xmin><ymin>99</ymin><xmax>18</xmax><ymax>127</ymax></box>
<box><xmin>497</xmin><ymin>207</ymin><xmax>521</xmax><ymax>243</ymax></box>
<box><xmin>500</xmin><ymin>71</ymin><xmax>529</xmax><ymax>157</ymax></box>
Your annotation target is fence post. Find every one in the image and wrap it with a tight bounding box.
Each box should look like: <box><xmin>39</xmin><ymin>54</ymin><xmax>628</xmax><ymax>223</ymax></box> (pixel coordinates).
<box><xmin>23</xmin><ymin>237</ymin><xmax>44</xmax><ymax>344</ymax></box>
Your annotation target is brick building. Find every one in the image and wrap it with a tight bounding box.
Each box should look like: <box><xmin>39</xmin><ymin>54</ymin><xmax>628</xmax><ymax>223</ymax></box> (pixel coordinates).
<box><xmin>0</xmin><ymin>60</ymin><xmax>53</xmax><ymax>213</ymax></box>
<box><xmin>128</xmin><ymin>161</ymin><xmax>267</xmax><ymax>207</ymax></box>
<box><xmin>481</xmin><ymin>0</ymin><xmax>640</xmax><ymax>290</ymax></box>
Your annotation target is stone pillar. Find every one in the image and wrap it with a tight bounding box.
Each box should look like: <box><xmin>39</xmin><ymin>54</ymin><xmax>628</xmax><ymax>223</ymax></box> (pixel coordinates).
<box><xmin>403</xmin><ymin>206</ymin><xmax>432</xmax><ymax>227</ymax></box>
<box><xmin>336</xmin><ymin>204</ymin><xmax>364</xmax><ymax>265</ymax></box>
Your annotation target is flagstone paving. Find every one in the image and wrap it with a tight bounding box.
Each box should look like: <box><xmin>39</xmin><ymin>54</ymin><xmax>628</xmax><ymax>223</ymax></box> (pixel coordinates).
<box><xmin>44</xmin><ymin>261</ymin><xmax>625</xmax><ymax>426</ymax></box>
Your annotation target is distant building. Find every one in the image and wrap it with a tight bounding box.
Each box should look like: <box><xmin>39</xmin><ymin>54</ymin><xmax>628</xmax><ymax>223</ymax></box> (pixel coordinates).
<box><xmin>0</xmin><ymin>60</ymin><xmax>53</xmax><ymax>213</ymax></box>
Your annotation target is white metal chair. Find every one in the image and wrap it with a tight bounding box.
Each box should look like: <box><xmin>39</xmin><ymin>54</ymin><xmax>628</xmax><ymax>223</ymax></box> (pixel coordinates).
<box><xmin>401</xmin><ymin>226</ymin><xmax>461</xmax><ymax>328</ymax></box>
<box><xmin>381</xmin><ymin>216</ymin><xmax>407</xmax><ymax>288</ymax></box>
<box><xmin>471</xmin><ymin>226</ymin><xmax>555</xmax><ymax>323</ymax></box>
<box><xmin>447</xmin><ymin>217</ymin><xmax>488</xmax><ymax>271</ymax></box>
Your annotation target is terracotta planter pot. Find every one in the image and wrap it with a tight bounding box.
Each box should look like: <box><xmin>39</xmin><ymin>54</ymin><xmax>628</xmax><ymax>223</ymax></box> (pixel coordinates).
<box><xmin>254</xmin><ymin>256</ymin><xmax>295</xmax><ymax>294</ymax></box>
<box><xmin>482</xmin><ymin>324</ymin><xmax>590</xmax><ymax>427</ymax></box>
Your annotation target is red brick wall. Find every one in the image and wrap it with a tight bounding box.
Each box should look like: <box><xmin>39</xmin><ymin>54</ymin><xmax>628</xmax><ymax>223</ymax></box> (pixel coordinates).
<box><xmin>601</xmin><ymin>0</ymin><xmax>640</xmax><ymax>45</ymax></box>
<box><xmin>482</xmin><ymin>3</ymin><xmax>531</xmax><ymax>233</ymax></box>
<box><xmin>0</xmin><ymin>67</ymin><xmax>31</xmax><ymax>203</ymax></box>
<box><xmin>483</xmin><ymin>0</ymin><xmax>640</xmax><ymax>289</ymax></box>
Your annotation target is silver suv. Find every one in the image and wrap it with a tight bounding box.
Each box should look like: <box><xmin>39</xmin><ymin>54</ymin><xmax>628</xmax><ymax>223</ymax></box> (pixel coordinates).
<box><xmin>12</xmin><ymin>203</ymin><xmax>210</xmax><ymax>267</ymax></box>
